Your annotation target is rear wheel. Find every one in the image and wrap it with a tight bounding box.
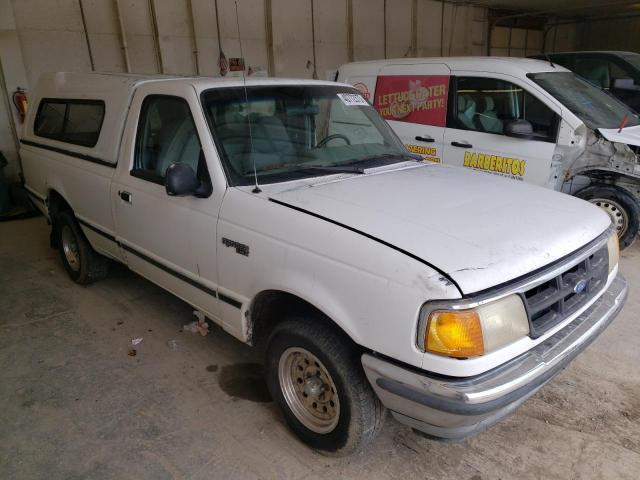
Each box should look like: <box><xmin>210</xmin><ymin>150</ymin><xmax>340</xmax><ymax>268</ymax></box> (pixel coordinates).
<box><xmin>576</xmin><ymin>185</ymin><xmax>639</xmax><ymax>249</ymax></box>
<box><xmin>55</xmin><ymin>211</ymin><xmax>110</xmax><ymax>284</ymax></box>
<box><xmin>265</xmin><ymin>317</ymin><xmax>385</xmax><ymax>455</ymax></box>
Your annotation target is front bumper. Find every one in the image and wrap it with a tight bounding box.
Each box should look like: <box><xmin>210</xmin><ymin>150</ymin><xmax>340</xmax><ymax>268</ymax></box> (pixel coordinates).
<box><xmin>362</xmin><ymin>274</ymin><xmax>628</xmax><ymax>440</ymax></box>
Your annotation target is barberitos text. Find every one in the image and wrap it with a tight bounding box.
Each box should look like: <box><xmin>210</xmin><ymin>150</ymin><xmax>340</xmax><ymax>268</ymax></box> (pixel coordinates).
<box><xmin>463</xmin><ymin>151</ymin><xmax>526</xmax><ymax>177</ymax></box>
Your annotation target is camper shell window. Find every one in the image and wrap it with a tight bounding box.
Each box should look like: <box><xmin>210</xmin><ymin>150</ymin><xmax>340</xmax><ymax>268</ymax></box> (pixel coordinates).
<box><xmin>34</xmin><ymin>99</ymin><xmax>105</xmax><ymax>148</ymax></box>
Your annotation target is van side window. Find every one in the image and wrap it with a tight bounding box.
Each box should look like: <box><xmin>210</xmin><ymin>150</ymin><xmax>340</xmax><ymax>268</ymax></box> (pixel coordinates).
<box><xmin>34</xmin><ymin>99</ymin><xmax>105</xmax><ymax>147</ymax></box>
<box><xmin>133</xmin><ymin>95</ymin><xmax>208</xmax><ymax>185</ymax></box>
<box><xmin>373</xmin><ymin>75</ymin><xmax>449</xmax><ymax>127</ymax></box>
<box><xmin>450</xmin><ymin>77</ymin><xmax>559</xmax><ymax>142</ymax></box>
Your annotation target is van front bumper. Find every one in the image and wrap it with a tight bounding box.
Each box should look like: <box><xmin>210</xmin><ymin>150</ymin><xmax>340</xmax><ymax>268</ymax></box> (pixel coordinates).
<box><xmin>361</xmin><ymin>274</ymin><xmax>628</xmax><ymax>440</ymax></box>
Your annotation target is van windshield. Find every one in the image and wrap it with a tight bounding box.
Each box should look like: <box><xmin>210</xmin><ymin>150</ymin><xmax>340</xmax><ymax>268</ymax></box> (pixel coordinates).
<box><xmin>622</xmin><ymin>53</ymin><xmax>640</xmax><ymax>73</ymax></box>
<box><xmin>528</xmin><ymin>71</ymin><xmax>640</xmax><ymax>130</ymax></box>
<box><xmin>201</xmin><ymin>85</ymin><xmax>409</xmax><ymax>185</ymax></box>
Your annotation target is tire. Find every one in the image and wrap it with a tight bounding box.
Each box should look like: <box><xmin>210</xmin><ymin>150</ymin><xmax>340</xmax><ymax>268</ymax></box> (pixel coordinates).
<box><xmin>265</xmin><ymin>318</ymin><xmax>385</xmax><ymax>455</ymax></box>
<box><xmin>55</xmin><ymin>211</ymin><xmax>110</xmax><ymax>284</ymax></box>
<box><xmin>575</xmin><ymin>185</ymin><xmax>639</xmax><ymax>250</ymax></box>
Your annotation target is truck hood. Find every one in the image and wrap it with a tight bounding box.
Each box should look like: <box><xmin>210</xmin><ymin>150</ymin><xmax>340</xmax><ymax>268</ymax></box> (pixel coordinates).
<box><xmin>269</xmin><ymin>165</ymin><xmax>610</xmax><ymax>294</ymax></box>
<box><xmin>598</xmin><ymin>124</ymin><xmax>640</xmax><ymax>147</ymax></box>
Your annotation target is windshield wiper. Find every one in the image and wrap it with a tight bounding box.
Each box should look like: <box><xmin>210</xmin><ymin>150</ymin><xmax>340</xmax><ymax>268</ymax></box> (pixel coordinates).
<box><xmin>289</xmin><ymin>164</ymin><xmax>365</xmax><ymax>174</ymax></box>
<box><xmin>262</xmin><ymin>155</ymin><xmax>418</xmax><ymax>177</ymax></box>
<box><xmin>343</xmin><ymin>152</ymin><xmax>423</xmax><ymax>165</ymax></box>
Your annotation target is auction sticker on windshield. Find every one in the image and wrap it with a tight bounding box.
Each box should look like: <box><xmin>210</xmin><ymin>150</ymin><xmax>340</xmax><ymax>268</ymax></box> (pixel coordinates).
<box><xmin>337</xmin><ymin>93</ymin><xmax>369</xmax><ymax>106</ymax></box>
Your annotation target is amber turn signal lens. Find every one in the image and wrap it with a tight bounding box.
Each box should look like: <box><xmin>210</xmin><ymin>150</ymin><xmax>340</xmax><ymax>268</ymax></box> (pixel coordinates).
<box><xmin>426</xmin><ymin>310</ymin><xmax>484</xmax><ymax>358</ymax></box>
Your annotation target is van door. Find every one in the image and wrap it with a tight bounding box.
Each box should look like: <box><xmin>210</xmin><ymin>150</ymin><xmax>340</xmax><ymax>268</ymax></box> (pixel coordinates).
<box><xmin>112</xmin><ymin>82</ymin><xmax>222</xmax><ymax>323</ymax></box>
<box><xmin>373</xmin><ymin>63</ymin><xmax>450</xmax><ymax>164</ymax></box>
<box><xmin>443</xmin><ymin>74</ymin><xmax>560</xmax><ymax>187</ymax></box>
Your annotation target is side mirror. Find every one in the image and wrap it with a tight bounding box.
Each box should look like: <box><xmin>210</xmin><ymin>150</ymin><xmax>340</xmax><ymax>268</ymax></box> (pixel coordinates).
<box><xmin>165</xmin><ymin>163</ymin><xmax>199</xmax><ymax>196</ymax></box>
<box><xmin>613</xmin><ymin>78</ymin><xmax>637</xmax><ymax>90</ymax></box>
<box><xmin>504</xmin><ymin>119</ymin><xmax>535</xmax><ymax>139</ymax></box>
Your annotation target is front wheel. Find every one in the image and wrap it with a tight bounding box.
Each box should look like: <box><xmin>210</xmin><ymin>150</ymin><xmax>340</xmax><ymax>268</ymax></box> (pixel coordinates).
<box><xmin>265</xmin><ymin>318</ymin><xmax>385</xmax><ymax>455</ymax></box>
<box><xmin>575</xmin><ymin>185</ymin><xmax>639</xmax><ymax>249</ymax></box>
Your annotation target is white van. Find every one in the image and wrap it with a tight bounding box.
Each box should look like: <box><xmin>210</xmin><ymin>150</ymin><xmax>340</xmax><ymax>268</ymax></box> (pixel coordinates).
<box><xmin>337</xmin><ymin>57</ymin><xmax>640</xmax><ymax>248</ymax></box>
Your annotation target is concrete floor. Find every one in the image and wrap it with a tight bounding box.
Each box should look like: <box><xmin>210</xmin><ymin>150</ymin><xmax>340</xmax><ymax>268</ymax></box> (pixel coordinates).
<box><xmin>1</xmin><ymin>217</ymin><xmax>639</xmax><ymax>480</ymax></box>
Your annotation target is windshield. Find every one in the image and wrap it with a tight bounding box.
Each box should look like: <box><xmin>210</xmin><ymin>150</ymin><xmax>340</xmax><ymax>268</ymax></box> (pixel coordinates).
<box><xmin>623</xmin><ymin>53</ymin><xmax>640</xmax><ymax>72</ymax></box>
<box><xmin>201</xmin><ymin>85</ymin><xmax>409</xmax><ymax>185</ymax></box>
<box><xmin>528</xmin><ymin>71</ymin><xmax>640</xmax><ymax>129</ymax></box>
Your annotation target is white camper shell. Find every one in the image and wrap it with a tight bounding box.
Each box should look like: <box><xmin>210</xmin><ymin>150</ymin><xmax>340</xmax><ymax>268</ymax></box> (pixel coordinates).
<box><xmin>21</xmin><ymin>72</ymin><xmax>627</xmax><ymax>453</ymax></box>
<box><xmin>337</xmin><ymin>57</ymin><xmax>640</xmax><ymax>248</ymax></box>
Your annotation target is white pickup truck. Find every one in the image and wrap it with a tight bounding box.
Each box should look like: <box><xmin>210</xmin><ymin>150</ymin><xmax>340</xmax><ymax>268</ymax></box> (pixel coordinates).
<box><xmin>21</xmin><ymin>72</ymin><xmax>627</xmax><ymax>455</ymax></box>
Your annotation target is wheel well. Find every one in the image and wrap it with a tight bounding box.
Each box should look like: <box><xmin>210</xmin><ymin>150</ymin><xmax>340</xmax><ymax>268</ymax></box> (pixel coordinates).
<box><xmin>47</xmin><ymin>190</ymin><xmax>73</xmax><ymax>221</ymax></box>
<box><xmin>47</xmin><ymin>190</ymin><xmax>73</xmax><ymax>248</ymax></box>
<box><xmin>580</xmin><ymin>170</ymin><xmax>640</xmax><ymax>185</ymax></box>
<box><xmin>248</xmin><ymin>290</ymin><xmax>357</xmax><ymax>351</ymax></box>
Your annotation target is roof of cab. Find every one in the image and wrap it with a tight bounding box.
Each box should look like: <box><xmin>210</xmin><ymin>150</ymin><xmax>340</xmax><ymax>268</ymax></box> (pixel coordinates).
<box><xmin>34</xmin><ymin>71</ymin><xmax>343</xmax><ymax>99</ymax></box>
<box><xmin>339</xmin><ymin>56</ymin><xmax>569</xmax><ymax>77</ymax></box>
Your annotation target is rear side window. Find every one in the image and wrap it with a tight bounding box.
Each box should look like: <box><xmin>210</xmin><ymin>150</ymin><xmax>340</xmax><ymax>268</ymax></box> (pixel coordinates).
<box><xmin>34</xmin><ymin>99</ymin><xmax>105</xmax><ymax>147</ymax></box>
<box><xmin>373</xmin><ymin>75</ymin><xmax>449</xmax><ymax>127</ymax></box>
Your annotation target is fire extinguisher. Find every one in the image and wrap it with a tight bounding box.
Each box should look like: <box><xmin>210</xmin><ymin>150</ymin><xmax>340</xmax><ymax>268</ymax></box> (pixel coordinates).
<box><xmin>12</xmin><ymin>87</ymin><xmax>28</xmax><ymax>123</ymax></box>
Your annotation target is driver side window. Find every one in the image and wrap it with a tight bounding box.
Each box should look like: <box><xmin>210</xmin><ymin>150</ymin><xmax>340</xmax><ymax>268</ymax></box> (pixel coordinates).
<box><xmin>449</xmin><ymin>77</ymin><xmax>559</xmax><ymax>142</ymax></box>
<box><xmin>133</xmin><ymin>95</ymin><xmax>207</xmax><ymax>185</ymax></box>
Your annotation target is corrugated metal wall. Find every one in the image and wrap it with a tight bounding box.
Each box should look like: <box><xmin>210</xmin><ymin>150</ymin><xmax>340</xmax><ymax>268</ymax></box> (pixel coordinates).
<box><xmin>9</xmin><ymin>0</ymin><xmax>489</xmax><ymax>83</ymax></box>
<box><xmin>0</xmin><ymin>0</ymin><xmax>491</xmax><ymax>180</ymax></box>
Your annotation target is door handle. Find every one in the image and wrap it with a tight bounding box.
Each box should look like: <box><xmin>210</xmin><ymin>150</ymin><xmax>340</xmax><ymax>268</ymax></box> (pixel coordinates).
<box><xmin>451</xmin><ymin>141</ymin><xmax>473</xmax><ymax>148</ymax></box>
<box><xmin>415</xmin><ymin>135</ymin><xmax>435</xmax><ymax>143</ymax></box>
<box><xmin>118</xmin><ymin>190</ymin><xmax>132</xmax><ymax>203</ymax></box>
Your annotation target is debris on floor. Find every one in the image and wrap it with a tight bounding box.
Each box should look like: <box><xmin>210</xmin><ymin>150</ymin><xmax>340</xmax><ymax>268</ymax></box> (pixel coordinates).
<box><xmin>167</xmin><ymin>340</ymin><xmax>178</xmax><ymax>351</ymax></box>
<box><xmin>131</xmin><ymin>337</ymin><xmax>143</xmax><ymax>346</ymax></box>
<box><xmin>127</xmin><ymin>348</ymin><xmax>137</xmax><ymax>357</ymax></box>
<box><xmin>183</xmin><ymin>310</ymin><xmax>209</xmax><ymax>336</ymax></box>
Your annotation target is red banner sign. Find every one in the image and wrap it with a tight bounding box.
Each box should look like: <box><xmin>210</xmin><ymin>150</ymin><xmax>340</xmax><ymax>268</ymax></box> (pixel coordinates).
<box><xmin>374</xmin><ymin>75</ymin><xmax>449</xmax><ymax>127</ymax></box>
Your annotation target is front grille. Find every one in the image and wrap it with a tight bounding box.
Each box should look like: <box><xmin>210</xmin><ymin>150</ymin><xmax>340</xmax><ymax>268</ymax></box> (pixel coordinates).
<box><xmin>522</xmin><ymin>246</ymin><xmax>609</xmax><ymax>338</ymax></box>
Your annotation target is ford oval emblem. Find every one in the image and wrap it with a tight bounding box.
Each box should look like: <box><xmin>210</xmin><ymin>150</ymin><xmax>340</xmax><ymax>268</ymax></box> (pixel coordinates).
<box><xmin>574</xmin><ymin>279</ymin><xmax>588</xmax><ymax>294</ymax></box>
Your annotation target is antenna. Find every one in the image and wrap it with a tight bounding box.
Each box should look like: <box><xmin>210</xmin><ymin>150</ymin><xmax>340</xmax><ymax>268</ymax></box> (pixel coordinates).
<box><xmin>544</xmin><ymin>52</ymin><xmax>555</xmax><ymax>68</ymax></box>
<box><xmin>235</xmin><ymin>0</ymin><xmax>261</xmax><ymax>193</ymax></box>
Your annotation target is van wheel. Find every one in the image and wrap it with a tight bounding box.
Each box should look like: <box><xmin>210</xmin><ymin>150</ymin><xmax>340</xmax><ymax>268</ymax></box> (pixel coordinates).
<box><xmin>576</xmin><ymin>185</ymin><xmax>639</xmax><ymax>249</ymax></box>
<box><xmin>265</xmin><ymin>318</ymin><xmax>385</xmax><ymax>455</ymax></box>
<box><xmin>55</xmin><ymin>211</ymin><xmax>110</xmax><ymax>284</ymax></box>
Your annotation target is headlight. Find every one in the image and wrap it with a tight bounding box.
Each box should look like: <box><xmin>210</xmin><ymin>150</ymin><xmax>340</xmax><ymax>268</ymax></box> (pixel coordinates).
<box><xmin>607</xmin><ymin>230</ymin><xmax>619</xmax><ymax>275</ymax></box>
<box><xmin>422</xmin><ymin>294</ymin><xmax>529</xmax><ymax>358</ymax></box>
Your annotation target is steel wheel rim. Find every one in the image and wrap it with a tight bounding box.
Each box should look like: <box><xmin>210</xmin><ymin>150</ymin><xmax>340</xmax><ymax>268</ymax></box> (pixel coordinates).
<box><xmin>589</xmin><ymin>198</ymin><xmax>628</xmax><ymax>238</ymax></box>
<box><xmin>61</xmin><ymin>225</ymin><xmax>80</xmax><ymax>272</ymax></box>
<box><xmin>278</xmin><ymin>347</ymin><xmax>340</xmax><ymax>434</ymax></box>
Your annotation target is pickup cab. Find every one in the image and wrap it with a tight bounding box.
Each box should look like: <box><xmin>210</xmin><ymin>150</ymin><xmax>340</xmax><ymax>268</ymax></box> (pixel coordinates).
<box><xmin>21</xmin><ymin>72</ymin><xmax>627</xmax><ymax>455</ymax></box>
